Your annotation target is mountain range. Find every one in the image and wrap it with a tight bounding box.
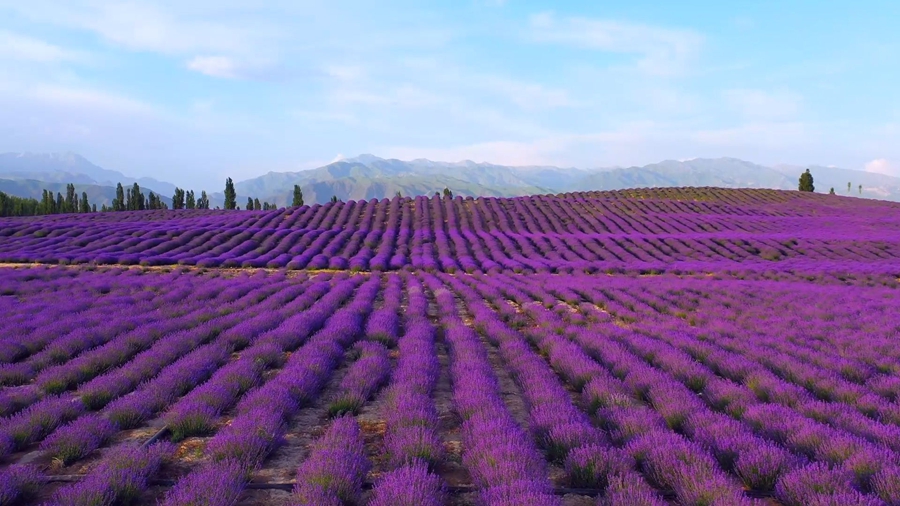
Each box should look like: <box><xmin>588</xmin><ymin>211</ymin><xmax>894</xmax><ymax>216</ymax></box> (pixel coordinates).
<box><xmin>1</xmin><ymin>152</ymin><xmax>897</xmax><ymax>207</ymax></box>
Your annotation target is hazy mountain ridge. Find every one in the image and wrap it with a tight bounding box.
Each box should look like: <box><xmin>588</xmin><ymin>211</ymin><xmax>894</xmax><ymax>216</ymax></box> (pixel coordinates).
<box><xmin>0</xmin><ymin>152</ymin><xmax>177</xmax><ymax>197</ymax></box>
<box><xmin>4</xmin><ymin>151</ymin><xmax>900</xmax><ymax>206</ymax></box>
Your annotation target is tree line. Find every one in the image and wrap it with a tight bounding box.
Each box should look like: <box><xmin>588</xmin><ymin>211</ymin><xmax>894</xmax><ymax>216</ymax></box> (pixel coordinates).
<box><xmin>0</xmin><ymin>184</ymin><xmax>96</xmax><ymax>217</ymax></box>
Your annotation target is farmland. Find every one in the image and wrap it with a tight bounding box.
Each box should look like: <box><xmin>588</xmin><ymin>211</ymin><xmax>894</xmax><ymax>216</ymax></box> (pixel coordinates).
<box><xmin>2</xmin><ymin>188</ymin><xmax>900</xmax><ymax>505</ymax></box>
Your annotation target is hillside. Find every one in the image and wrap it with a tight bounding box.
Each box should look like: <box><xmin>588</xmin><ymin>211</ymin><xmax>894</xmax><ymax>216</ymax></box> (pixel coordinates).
<box><xmin>6</xmin><ymin>151</ymin><xmax>900</xmax><ymax>206</ymax></box>
<box><xmin>0</xmin><ymin>152</ymin><xmax>176</xmax><ymax>197</ymax></box>
<box><xmin>2</xmin><ymin>188</ymin><xmax>898</xmax><ymax>273</ymax></box>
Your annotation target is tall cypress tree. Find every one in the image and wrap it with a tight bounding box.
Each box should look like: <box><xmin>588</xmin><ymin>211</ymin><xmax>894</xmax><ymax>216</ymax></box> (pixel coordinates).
<box><xmin>172</xmin><ymin>188</ymin><xmax>185</xmax><ymax>209</ymax></box>
<box><xmin>186</xmin><ymin>190</ymin><xmax>196</xmax><ymax>209</ymax></box>
<box><xmin>292</xmin><ymin>185</ymin><xmax>304</xmax><ymax>206</ymax></box>
<box><xmin>115</xmin><ymin>183</ymin><xmax>126</xmax><ymax>211</ymax></box>
<box><xmin>254</xmin><ymin>198</ymin><xmax>261</xmax><ymax>211</ymax></box>
<box><xmin>798</xmin><ymin>169</ymin><xmax>815</xmax><ymax>192</ymax></box>
<box><xmin>80</xmin><ymin>192</ymin><xmax>90</xmax><ymax>213</ymax></box>
<box><xmin>55</xmin><ymin>192</ymin><xmax>64</xmax><ymax>214</ymax></box>
<box><xmin>199</xmin><ymin>191</ymin><xmax>209</xmax><ymax>209</ymax></box>
<box><xmin>246</xmin><ymin>197</ymin><xmax>254</xmax><ymax>210</ymax></box>
<box><xmin>224</xmin><ymin>178</ymin><xmax>236</xmax><ymax>210</ymax></box>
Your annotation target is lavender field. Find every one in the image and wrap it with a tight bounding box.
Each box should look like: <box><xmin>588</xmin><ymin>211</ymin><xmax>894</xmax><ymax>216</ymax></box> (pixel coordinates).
<box><xmin>2</xmin><ymin>188</ymin><xmax>900</xmax><ymax>506</ymax></box>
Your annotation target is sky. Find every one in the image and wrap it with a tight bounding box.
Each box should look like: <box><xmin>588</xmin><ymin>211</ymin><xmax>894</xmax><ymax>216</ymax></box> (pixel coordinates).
<box><xmin>0</xmin><ymin>0</ymin><xmax>898</xmax><ymax>191</ymax></box>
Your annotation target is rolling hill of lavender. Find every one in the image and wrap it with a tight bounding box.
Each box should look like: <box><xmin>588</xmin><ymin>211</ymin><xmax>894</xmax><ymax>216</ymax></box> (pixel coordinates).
<box><xmin>2</xmin><ymin>187</ymin><xmax>900</xmax><ymax>506</ymax></box>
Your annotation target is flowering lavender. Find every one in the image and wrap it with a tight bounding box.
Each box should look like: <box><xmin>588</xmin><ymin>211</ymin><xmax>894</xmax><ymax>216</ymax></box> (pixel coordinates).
<box><xmin>328</xmin><ymin>341</ymin><xmax>391</xmax><ymax>416</ymax></box>
<box><xmin>161</xmin><ymin>459</ymin><xmax>246</xmax><ymax>506</ymax></box>
<box><xmin>0</xmin><ymin>464</ymin><xmax>44</xmax><ymax>505</ymax></box>
<box><xmin>52</xmin><ymin>443</ymin><xmax>173</xmax><ymax>505</ymax></box>
<box><xmin>293</xmin><ymin>416</ymin><xmax>371</xmax><ymax>505</ymax></box>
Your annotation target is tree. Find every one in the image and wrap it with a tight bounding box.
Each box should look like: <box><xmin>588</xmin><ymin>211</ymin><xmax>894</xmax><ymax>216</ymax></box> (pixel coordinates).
<box><xmin>254</xmin><ymin>198</ymin><xmax>261</xmax><ymax>211</ymax></box>
<box><xmin>56</xmin><ymin>192</ymin><xmax>64</xmax><ymax>214</ymax></box>
<box><xmin>859</xmin><ymin>184</ymin><xmax>863</xmax><ymax>195</ymax></box>
<box><xmin>330</xmin><ymin>195</ymin><xmax>338</xmax><ymax>204</ymax></box>
<box><xmin>80</xmin><ymin>192</ymin><xmax>90</xmax><ymax>212</ymax></box>
<box><xmin>395</xmin><ymin>191</ymin><xmax>402</xmax><ymax>198</ymax></box>
<box><xmin>198</xmin><ymin>191</ymin><xmax>210</xmax><ymax>210</ymax></box>
<box><xmin>128</xmin><ymin>183</ymin><xmax>145</xmax><ymax>211</ymax></box>
<box><xmin>224</xmin><ymin>177</ymin><xmax>236</xmax><ymax>210</ymax></box>
<box><xmin>114</xmin><ymin>183</ymin><xmax>126</xmax><ymax>211</ymax></box>
<box><xmin>65</xmin><ymin>183</ymin><xmax>77</xmax><ymax>213</ymax></box>
<box><xmin>172</xmin><ymin>188</ymin><xmax>185</xmax><ymax>210</ymax></box>
<box><xmin>443</xmin><ymin>187</ymin><xmax>453</xmax><ymax>199</ymax></box>
<box><xmin>92</xmin><ymin>203</ymin><xmax>97</xmax><ymax>213</ymax></box>
<box><xmin>186</xmin><ymin>190</ymin><xmax>196</xmax><ymax>209</ymax></box>
<box><xmin>798</xmin><ymin>169</ymin><xmax>815</xmax><ymax>192</ymax></box>
<box><xmin>292</xmin><ymin>185</ymin><xmax>304</xmax><ymax>207</ymax></box>
<box><xmin>848</xmin><ymin>182</ymin><xmax>852</xmax><ymax>193</ymax></box>
<box><xmin>246</xmin><ymin>197</ymin><xmax>254</xmax><ymax>210</ymax></box>
<box><xmin>829</xmin><ymin>187</ymin><xmax>835</xmax><ymax>195</ymax></box>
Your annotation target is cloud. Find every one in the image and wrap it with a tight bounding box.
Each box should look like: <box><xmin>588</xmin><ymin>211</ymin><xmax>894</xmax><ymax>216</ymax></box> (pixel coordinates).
<box><xmin>864</xmin><ymin>158</ymin><xmax>898</xmax><ymax>176</ymax></box>
<box><xmin>722</xmin><ymin>89</ymin><xmax>801</xmax><ymax>120</ymax></box>
<box><xmin>27</xmin><ymin>85</ymin><xmax>157</xmax><ymax>115</ymax></box>
<box><xmin>187</xmin><ymin>55</ymin><xmax>238</xmax><ymax>78</ymax></box>
<box><xmin>330</xmin><ymin>153</ymin><xmax>346</xmax><ymax>163</ymax></box>
<box><xmin>528</xmin><ymin>12</ymin><xmax>703</xmax><ymax>76</ymax></box>
<box><xmin>0</xmin><ymin>30</ymin><xmax>88</xmax><ymax>63</ymax></box>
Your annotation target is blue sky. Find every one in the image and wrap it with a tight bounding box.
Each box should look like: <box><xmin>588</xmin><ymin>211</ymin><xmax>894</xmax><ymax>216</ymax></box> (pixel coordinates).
<box><xmin>0</xmin><ymin>0</ymin><xmax>898</xmax><ymax>190</ymax></box>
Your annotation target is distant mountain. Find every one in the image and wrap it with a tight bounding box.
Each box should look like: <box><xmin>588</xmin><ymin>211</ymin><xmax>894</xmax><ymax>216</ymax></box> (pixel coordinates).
<box><xmin>0</xmin><ymin>152</ymin><xmax>177</xmax><ymax>197</ymax></box>
<box><xmin>571</xmin><ymin>158</ymin><xmax>795</xmax><ymax>193</ymax></box>
<box><xmin>0</xmin><ymin>178</ymin><xmax>172</xmax><ymax>208</ymax></box>
<box><xmin>225</xmin><ymin>154</ymin><xmax>557</xmax><ymax>206</ymax></box>
<box><xmin>5</xmin><ymin>152</ymin><xmax>900</xmax><ymax>207</ymax></box>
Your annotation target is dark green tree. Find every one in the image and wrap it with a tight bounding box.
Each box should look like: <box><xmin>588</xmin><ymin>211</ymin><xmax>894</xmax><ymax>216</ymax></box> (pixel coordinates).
<box><xmin>65</xmin><ymin>183</ymin><xmax>77</xmax><ymax>212</ymax></box>
<box><xmin>198</xmin><ymin>191</ymin><xmax>210</xmax><ymax>209</ymax></box>
<box><xmin>80</xmin><ymin>192</ymin><xmax>90</xmax><ymax>212</ymax></box>
<box><xmin>395</xmin><ymin>191</ymin><xmax>402</xmax><ymax>198</ymax></box>
<box><xmin>829</xmin><ymin>187</ymin><xmax>835</xmax><ymax>195</ymax></box>
<box><xmin>92</xmin><ymin>203</ymin><xmax>97</xmax><ymax>213</ymax></box>
<box><xmin>292</xmin><ymin>185</ymin><xmax>304</xmax><ymax>206</ymax></box>
<box><xmin>224</xmin><ymin>178</ymin><xmax>236</xmax><ymax>210</ymax></box>
<box><xmin>172</xmin><ymin>188</ymin><xmax>185</xmax><ymax>209</ymax></box>
<box><xmin>254</xmin><ymin>198</ymin><xmax>261</xmax><ymax>211</ymax></box>
<box><xmin>330</xmin><ymin>195</ymin><xmax>338</xmax><ymax>204</ymax></box>
<box><xmin>186</xmin><ymin>190</ymin><xmax>196</xmax><ymax>209</ymax></box>
<box><xmin>246</xmin><ymin>197</ymin><xmax>254</xmax><ymax>210</ymax></box>
<box><xmin>859</xmin><ymin>184</ymin><xmax>863</xmax><ymax>195</ymax></box>
<box><xmin>847</xmin><ymin>182</ymin><xmax>851</xmax><ymax>193</ymax></box>
<box><xmin>443</xmin><ymin>187</ymin><xmax>453</xmax><ymax>199</ymax></box>
<box><xmin>56</xmin><ymin>192</ymin><xmax>64</xmax><ymax>214</ymax></box>
<box><xmin>798</xmin><ymin>169</ymin><xmax>815</xmax><ymax>192</ymax></box>
<box><xmin>115</xmin><ymin>183</ymin><xmax>126</xmax><ymax>211</ymax></box>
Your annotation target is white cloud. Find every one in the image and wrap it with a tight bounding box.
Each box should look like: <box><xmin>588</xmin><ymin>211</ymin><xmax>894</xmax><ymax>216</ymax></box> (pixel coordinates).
<box><xmin>864</xmin><ymin>158</ymin><xmax>898</xmax><ymax>176</ymax></box>
<box><xmin>187</xmin><ymin>55</ymin><xmax>238</xmax><ymax>78</ymax></box>
<box><xmin>722</xmin><ymin>89</ymin><xmax>801</xmax><ymax>120</ymax></box>
<box><xmin>0</xmin><ymin>30</ymin><xmax>88</xmax><ymax>63</ymax></box>
<box><xmin>27</xmin><ymin>85</ymin><xmax>157</xmax><ymax>115</ymax></box>
<box><xmin>330</xmin><ymin>153</ymin><xmax>346</xmax><ymax>163</ymax></box>
<box><xmin>528</xmin><ymin>12</ymin><xmax>703</xmax><ymax>76</ymax></box>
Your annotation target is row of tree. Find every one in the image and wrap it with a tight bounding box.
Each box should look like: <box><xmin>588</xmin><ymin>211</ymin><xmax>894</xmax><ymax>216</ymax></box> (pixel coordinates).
<box><xmin>0</xmin><ymin>184</ymin><xmax>97</xmax><ymax>217</ymax></box>
<box><xmin>171</xmin><ymin>188</ymin><xmax>211</xmax><ymax>210</ymax></box>
<box><xmin>108</xmin><ymin>183</ymin><xmax>168</xmax><ymax>212</ymax></box>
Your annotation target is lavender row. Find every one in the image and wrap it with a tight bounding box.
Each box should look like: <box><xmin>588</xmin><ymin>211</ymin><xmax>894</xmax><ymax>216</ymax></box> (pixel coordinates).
<box><xmin>161</xmin><ymin>276</ymin><xmax>377</xmax><ymax>505</ymax></box>
<box><xmin>420</xmin><ymin>272</ymin><xmax>561</xmax><ymax>505</ymax></box>
<box><xmin>3</xmin><ymin>189</ymin><xmax>900</xmax><ymax>273</ymax></box>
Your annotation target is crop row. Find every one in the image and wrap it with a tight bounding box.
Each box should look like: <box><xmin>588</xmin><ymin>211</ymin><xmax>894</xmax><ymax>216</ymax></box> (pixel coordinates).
<box><xmin>1</xmin><ymin>189</ymin><xmax>899</xmax><ymax>274</ymax></box>
<box><xmin>2</xmin><ymin>266</ymin><xmax>900</xmax><ymax>505</ymax></box>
